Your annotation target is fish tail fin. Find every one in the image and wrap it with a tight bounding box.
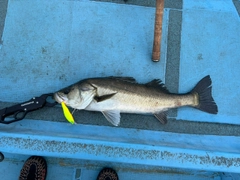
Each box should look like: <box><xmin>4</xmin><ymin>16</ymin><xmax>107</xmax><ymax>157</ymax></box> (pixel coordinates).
<box><xmin>191</xmin><ymin>75</ymin><xmax>218</xmax><ymax>114</ymax></box>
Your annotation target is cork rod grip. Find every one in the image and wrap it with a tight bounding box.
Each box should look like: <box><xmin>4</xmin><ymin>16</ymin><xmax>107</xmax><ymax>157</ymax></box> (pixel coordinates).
<box><xmin>152</xmin><ymin>0</ymin><xmax>164</xmax><ymax>62</ymax></box>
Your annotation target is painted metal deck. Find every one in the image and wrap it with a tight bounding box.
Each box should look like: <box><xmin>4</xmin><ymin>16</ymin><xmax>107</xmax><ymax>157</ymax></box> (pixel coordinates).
<box><xmin>0</xmin><ymin>0</ymin><xmax>240</xmax><ymax>179</ymax></box>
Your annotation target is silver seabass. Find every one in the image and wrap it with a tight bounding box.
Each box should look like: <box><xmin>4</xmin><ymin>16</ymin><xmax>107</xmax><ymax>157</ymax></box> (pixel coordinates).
<box><xmin>54</xmin><ymin>76</ymin><xmax>218</xmax><ymax>126</ymax></box>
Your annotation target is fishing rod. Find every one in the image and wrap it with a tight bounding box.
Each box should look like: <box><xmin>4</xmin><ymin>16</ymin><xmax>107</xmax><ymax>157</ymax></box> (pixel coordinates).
<box><xmin>152</xmin><ymin>0</ymin><xmax>164</xmax><ymax>62</ymax></box>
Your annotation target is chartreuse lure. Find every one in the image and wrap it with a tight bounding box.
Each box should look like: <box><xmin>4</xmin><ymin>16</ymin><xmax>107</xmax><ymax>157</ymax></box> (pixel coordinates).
<box><xmin>61</xmin><ymin>102</ymin><xmax>76</xmax><ymax>124</ymax></box>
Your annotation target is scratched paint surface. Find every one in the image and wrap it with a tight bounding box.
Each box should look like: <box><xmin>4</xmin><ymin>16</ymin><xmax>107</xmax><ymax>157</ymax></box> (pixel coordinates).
<box><xmin>1</xmin><ymin>121</ymin><xmax>240</xmax><ymax>174</ymax></box>
<box><xmin>178</xmin><ymin>0</ymin><xmax>240</xmax><ymax>124</ymax></box>
<box><xmin>0</xmin><ymin>0</ymin><xmax>166</xmax><ymax>103</ymax></box>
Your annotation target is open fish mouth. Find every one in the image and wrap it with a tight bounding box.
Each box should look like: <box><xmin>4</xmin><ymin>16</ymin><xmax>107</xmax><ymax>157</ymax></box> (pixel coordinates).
<box><xmin>54</xmin><ymin>92</ymin><xmax>68</xmax><ymax>103</ymax></box>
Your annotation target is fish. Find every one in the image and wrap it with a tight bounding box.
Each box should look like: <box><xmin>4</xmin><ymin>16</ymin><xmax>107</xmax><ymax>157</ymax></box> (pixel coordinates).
<box><xmin>54</xmin><ymin>76</ymin><xmax>218</xmax><ymax>126</ymax></box>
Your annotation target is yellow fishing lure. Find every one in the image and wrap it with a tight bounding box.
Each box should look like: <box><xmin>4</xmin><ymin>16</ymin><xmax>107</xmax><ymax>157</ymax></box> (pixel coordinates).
<box><xmin>61</xmin><ymin>102</ymin><xmax>76</xmax><ymax>124</ymax></box>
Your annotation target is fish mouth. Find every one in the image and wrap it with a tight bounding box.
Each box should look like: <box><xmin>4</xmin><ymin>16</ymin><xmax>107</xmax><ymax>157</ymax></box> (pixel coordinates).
<box><xmin>54</xmin><ymin>92</ymin><xmax>68</xmax><ymax>103</ymax></box>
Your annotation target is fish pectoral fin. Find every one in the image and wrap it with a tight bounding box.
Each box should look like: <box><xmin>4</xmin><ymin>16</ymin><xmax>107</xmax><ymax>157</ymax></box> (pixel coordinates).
<box><xmin>94</xmin><ymin>93</ymin><xmax>116</xmax><ymax>102</ymax></box>
<box><xmin>154</xmin><ymin>111</ymin><xmax>168</xmax><ymax>124</ymax></box>
<box><xmin>102</xmin><ymin>110</ymin><xmax>121</xmax><ymax>126</ymax></box>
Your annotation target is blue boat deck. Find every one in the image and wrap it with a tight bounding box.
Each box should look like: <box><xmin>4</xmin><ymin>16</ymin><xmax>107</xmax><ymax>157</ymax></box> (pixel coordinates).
<box><xmin>0</xmin><ymin>0</ymin><xmax>240</xmax><ymax>179</ymax></box>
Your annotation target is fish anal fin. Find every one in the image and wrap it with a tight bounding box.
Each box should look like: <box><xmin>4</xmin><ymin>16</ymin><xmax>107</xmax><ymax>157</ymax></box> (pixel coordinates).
<box><xmin>154</xmin><ymin>111</ymin><xmax>168</xmax><ymax>124</ymax></box>
<box><xmin>145</xmin><ymin>79</ymin><xmax>169</xmax><ymax>93</ymax></box>
<box><xmin>94</xmin><ymin>93</ymin><xmax>116</xmax><ymax>102</ymax></box>
<box><xmin>102</xmin><ymin>110</ymin><xmax>121</xmax><ymax>126</ymax></box>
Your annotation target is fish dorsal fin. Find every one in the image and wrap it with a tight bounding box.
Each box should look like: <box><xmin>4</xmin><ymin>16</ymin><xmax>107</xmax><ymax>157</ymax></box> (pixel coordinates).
<box><xmin>154</xmin><ymin>111</ymin><xmax>168</xmax><ymax>124</ymax></box>
<box><xmin>102</xmin><ymin>110</ymin><xmax>121</xmax><ymax>126</ymax></box>
<box><xmin>145</xmin><ymin>79</ymin><xmax>169</xmax><ymax>93</ymax></box>
<box><xmin>94</xmin><ymin>93</ymin><xmax>116</xmax><ymax>102</ymax></box>
<box><xmin>109</xmin><ymin>76</ymin><xmax>137</xmax><ymax>84</ymax></box>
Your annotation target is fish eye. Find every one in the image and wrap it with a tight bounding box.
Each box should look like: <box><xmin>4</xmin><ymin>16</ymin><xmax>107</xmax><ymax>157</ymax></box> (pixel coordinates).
<box><xmin>63</xmin><ymin>89</ymin><xmax>71</xmax><ymax>94</ymax></box>
<box><xmin>64</xmin><ymin>90</ymin><xmax>70</xmax><ymax>94</ymax></box>
<box><xmin>62</xmin><ymin>87</ymin><xmax>72</xmax><ymax>94</ymax></box>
